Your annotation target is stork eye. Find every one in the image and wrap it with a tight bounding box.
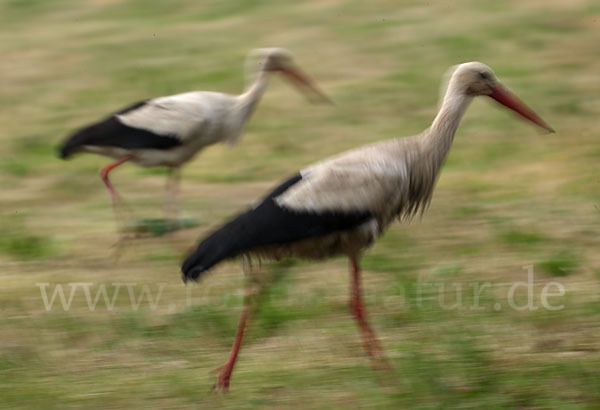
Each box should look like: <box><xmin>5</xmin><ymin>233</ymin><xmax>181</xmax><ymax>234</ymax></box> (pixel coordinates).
<box><xmin>478</xmin><ymin>72</ymin><xmax>490</xmax><ymax>80</ymax></box>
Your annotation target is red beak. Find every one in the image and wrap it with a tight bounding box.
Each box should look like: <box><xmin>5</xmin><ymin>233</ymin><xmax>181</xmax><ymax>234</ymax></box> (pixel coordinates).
<box><xmin>280</xmin><ymin>66</ymin><xmax>333</xmax><ymax>105</ymax></box>
<box><xmin>488</xmin><ymin>85</ymin><xmax>554</xmax><ymax>132</ymax></box>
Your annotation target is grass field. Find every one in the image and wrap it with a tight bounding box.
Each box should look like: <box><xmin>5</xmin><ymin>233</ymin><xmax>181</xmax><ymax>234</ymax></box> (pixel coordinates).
<box><xmin>1</xmin><ymin>0</ymin><xmax>600</xmax><ymax>408</ymax></box>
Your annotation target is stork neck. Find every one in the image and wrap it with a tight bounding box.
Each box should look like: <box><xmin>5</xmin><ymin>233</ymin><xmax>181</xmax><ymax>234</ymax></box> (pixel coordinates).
<box><xmin>424</xmin><ymin>86</ymin><xmax>472</xmax><ymax>158</ymax></box>
<box><xmin>223</xmin><ymin>69</ymin><xmax>270</xmax><ymax>145</ymax></box>
<box><xmin>238</xmin><ymin>69</ymin><xmax>270</xmax><ymax>117</ymax></box>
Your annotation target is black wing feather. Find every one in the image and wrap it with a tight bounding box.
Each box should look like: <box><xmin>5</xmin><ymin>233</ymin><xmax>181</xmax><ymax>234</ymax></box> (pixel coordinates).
<box><xmin>59</xmin><ymin>100</ymin><xmax>182</xmax><ymax>159</ymax></box>
<box><xmin>181</xmin><ymin>173</ymin><xmax>372</xmax><ymax>281</ymax></box>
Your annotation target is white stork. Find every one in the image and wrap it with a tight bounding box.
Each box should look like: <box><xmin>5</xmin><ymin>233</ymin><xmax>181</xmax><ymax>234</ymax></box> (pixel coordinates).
<box><xmin>181</xmin><ymin>62</ymin><xmax>554</xmax><ymax>390</ymax></box>
<box><xmin>59</xmin><ymin>48</ymin><xmax>330</xmax><ymax>223</ymax></box>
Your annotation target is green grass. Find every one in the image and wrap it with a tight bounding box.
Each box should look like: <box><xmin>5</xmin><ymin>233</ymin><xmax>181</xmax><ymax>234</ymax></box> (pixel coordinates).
<box><xmin>1</xmin><ymin>0</ymin><xmax>600</xmax><ymax>408</ymax></box>
<box><xmin>0</xmin><ymin>214</ymin><xmax>56</xmax><ymax>259</ymax></box>
<box><xmin>498</xmin><ymin>228</ymin><xmax>548</xmax><ymax>247</ymax></box>
<box><xmin>539</xmin><ymin>251</ymin><xmax>581</xmax><ymax>277</ymax></box>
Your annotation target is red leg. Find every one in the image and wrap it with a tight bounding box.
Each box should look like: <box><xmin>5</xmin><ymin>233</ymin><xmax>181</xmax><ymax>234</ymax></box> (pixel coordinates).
<box><xmin>164</xmin><ymin>167</ymin><xmax>180</xmax><ymax>223</ymax></box>
<box><xmin>214</xmin><ymin>293</ymin><xmax>251</xmax><ymax>391</ymax></box>
<box><xmin>100</xmin><ymin>156</ymin><xmax>131</xmax><ymax>200</ymax></box>
<box><xmin>349</xmin><ymin>255</ymin><xmax>390</xmax><ymax>370</ymax></box>
<box><xmin>100</xmin><ymin>156</ymin><xmax>133</xmax><ymax>227</ymax></box>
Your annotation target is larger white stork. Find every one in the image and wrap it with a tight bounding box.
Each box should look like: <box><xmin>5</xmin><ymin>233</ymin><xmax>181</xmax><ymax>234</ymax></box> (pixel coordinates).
<box><xmin>59</xmin><ymin>48</ymin><xmax>330</xmax><ymax>223</ymax></box>
<box><xmin>182</xmin><ymin>62</ymin><xmax>554</xmax><ymax>390</ymax></box>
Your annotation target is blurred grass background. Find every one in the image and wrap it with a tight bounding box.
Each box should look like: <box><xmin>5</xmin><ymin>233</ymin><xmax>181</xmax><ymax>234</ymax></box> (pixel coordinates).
<box><xmin>1</xmin><ymin>0</ymin><xmax>600</xmax><ymax>408</ymax></box>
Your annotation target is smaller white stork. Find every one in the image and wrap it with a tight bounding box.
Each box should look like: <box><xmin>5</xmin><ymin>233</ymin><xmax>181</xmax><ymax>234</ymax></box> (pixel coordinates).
<box><xmin>181</xmin><ymin>62</ymin><xmax>554</xmax><ymax>391</ymax></box>
<box><xmin>58</xmin><ymin>48</ymin><xmax>330</xmax><ymax>224</ymax></box>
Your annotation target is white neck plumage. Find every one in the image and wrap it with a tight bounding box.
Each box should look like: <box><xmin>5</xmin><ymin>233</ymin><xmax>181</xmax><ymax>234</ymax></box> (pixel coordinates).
<box><xmin>236</xmin><ymin>66</ymin><xmax>270</xmax><ymax>120</ymax></box>
<box><xmin>223</xmin><ymin>65</ymin><xmax>271</xmax><ymax>145</ymax></box>
<box><xmin>423</xmin><ymin>81</ymin><xmax>473</xmax><ymax>162</ymax></box>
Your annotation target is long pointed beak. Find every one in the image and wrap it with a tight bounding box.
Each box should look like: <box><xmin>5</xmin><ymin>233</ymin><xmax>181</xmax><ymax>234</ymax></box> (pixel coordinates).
<box><xmin>280</xmin><ymin>66</ymin><xmax>333</xmax><ymax>105</ymax></box>
<box><xmin>488</xmin><ymin>84</ymin><xmax>554</xmax><ymax>132</ymax></box>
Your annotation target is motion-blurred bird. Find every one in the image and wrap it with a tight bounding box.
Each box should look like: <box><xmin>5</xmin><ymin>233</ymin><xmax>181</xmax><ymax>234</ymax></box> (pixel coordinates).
<box><xmin>182</xmin><ymin>62</ymin><xmax>554</xmax><ymax>390</ymax></box>
<box><xmin>58</xmin><ymin>48</ymin><xmax>330</xmax><ymax>224</ymax></box>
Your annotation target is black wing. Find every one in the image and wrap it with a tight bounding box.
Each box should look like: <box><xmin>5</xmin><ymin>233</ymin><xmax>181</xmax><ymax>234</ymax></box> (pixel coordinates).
<box><xmin>181</xmin><ymin>173</ymin><xmax>373</xmax><ymax>281</ymax></box>
<box><xmin>59</xmin><ymin>101</ymin><xmax>182</xmax><ymax>158</ymax></box>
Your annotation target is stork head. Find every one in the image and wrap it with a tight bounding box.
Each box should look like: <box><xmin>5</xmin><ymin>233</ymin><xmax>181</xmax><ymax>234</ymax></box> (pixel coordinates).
<box><xmin>258</xmin><ymin>47</ymin><xmax>295</xmax><ymax>72</ymax></box>
<box><xmin>449</xmin><ymin>62</ymin><xmax>554</xmax><ymax>132</ymax></box>
<box><xmin>248</xmin><ymin>48</ymin><xmax>332</xmax><ymax>104</ymax></box>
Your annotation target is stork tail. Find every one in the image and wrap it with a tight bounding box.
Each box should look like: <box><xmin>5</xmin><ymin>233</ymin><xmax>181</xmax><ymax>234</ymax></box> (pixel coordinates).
<box><xmin>181</xmin><ymin>210</ymin><xmax>262</xmax><ymax>282</ymax></box>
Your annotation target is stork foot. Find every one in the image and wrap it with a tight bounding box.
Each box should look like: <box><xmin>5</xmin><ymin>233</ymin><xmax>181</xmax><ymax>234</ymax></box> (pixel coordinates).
<box><xmin>109</xmin><ymin>233</ymin><xmax>137</xmax><ymax>262</ymax></box>
<box><xmin>371</xmin><ymin>355</ymin><xmax>393</xmax><ymax>373</ymax></box>
<box><xmin>356</xmin><ymin>326</ymin><xmax>393</xmax><ymax>372</ymax></box>
<box><xmin>212</xmin><ymin>362</ymin><xmax>234</xmax><ymax>392</ymax></box>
